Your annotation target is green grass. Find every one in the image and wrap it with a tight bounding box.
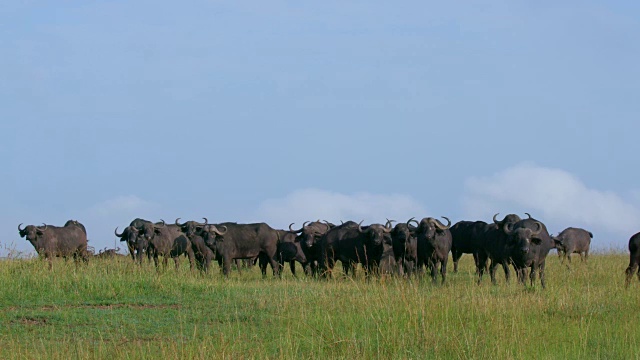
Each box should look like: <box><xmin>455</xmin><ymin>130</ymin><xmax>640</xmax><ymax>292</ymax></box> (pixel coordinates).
<box><xmin>0</xmin><ymin>252</ymin><xmax>638</xmax><ymax>359</ymax></box>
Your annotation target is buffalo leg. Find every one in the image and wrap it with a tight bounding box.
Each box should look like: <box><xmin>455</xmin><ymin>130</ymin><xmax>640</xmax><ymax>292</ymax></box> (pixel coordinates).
<box><xmin>502</xmin><ymin>263</ymin><xmax>511</xmax><ymax>283</ymax></box>
<box><xmin>489</xmin><ymin>260</ymin><xmax>498</xmax><ymax>285</ymax></box>
<box><xmin>529</xmin><ymin>265</ymin><xmax>537</xmax><ymax>287</ymax></box>
<box><xmin>452</xmin><ymin>249</ymin><xmax>462</xmax><ymax>273</ymax></box>
<box><xmin>269</xmin><ymin>256</ymin><xmax>281</xmax><ymax>278</ymax></box>
<box><xmin>429</xmin><ymin>260</ymin><xmax>438</xmax><ymax>284</ymax></box>
<box><xmin>440</xmin><ymin>258</ymin><xmax>448</xmax><ymax>284</ymax></box>
<box><xmin>289</xmin><ymin>261</ymin><xmax>296</xmax><ymax>277</ymax></box>
<box><xmin>625</xmin><ymin>260</ymin><xmax>639</xmax><ymax>287</ymax></box>
<box><xmin>539</xmin><ymin>261</ymin><xmax>547</xmax><ymax>289</ymax></box>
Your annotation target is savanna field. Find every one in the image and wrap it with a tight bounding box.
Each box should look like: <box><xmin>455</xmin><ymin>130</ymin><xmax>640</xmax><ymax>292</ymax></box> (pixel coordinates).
<box><xmin>0</xmin><ymin>251</ymin><xmax>639</xmax><ymax>360</ymax></box>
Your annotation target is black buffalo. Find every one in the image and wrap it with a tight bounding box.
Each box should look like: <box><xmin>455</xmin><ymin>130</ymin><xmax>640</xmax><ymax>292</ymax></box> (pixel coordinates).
<box><xmin>411</xmin><ymin>217</ymin><xmax>452</xmax><ymax>284</ymax></box>
<box><xmin>449</xmin><ymin>220</ymin><xmax>490</xmax><ymax>273</ymax></box>
<box><xmin>390</xmin><ymin>222</ymin><xmax>418</xmax><ymax>276</ymax></box>
<box><xmin>18</xmin><ymin>220</ymin><xmax>89</xmax><ymax>269</ymax></box>
<box><xmin>114</xmin><ymin>226</ymin><xmax>142</xmax><ymax>261</ymax></box>
<box><xmin>117</xmin><ymin>218</ymin><xmax>166</xmax><ymax>263</ymax></box>
<box><xmin>273</xmin><ymin>230</ymin><xmax>307</xmax><ymax>276</ymax></box>
<box><xmin>201</xmin><ymin>222</ymin><xmax>280</xmax><ymax>277</ymax></box>
<box><xmin>477</xmin><ymin>213</ymin><xmax>524</xmax><ymax>285</ymax></box>
<box><xmin>288</xmin><ymin>221</ymin><xmax>333</xmax><ymax>276</ymax></box>
<box><xmin>503</xmin><ymin>214</ymin><xmax>555</xmax><ymax>288</ymax></box>
<box><xmin>175</xmin><ymin>218</ymin><xmax>217</xmax><ymax>272</ymax></box>
<box><xmin>552</xmin><ymin>227</ymin><xmax>592</xmax><ymax>264</ymax></box>
<box><xmin>135</xmin><ymin>221</ymin><xmax>196</xmax><ymax>270</ymax></box>
<box><xmin>318</xmin><ymin>221</ymin><xmax>393</xmax><ymax>278</ymax></box>
<box><xmin>625</xmin><ymin>232</ymin><xmax>640</xmax><ymax>287</ymax></box>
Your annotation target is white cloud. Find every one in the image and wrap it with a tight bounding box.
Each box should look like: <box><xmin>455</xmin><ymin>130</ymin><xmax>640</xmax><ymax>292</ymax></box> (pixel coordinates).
<box><xmin>256</xmin><ymin>188</ymin><xmax>428</xmax><ymax>228</ymax></box>
<box><xmin>462</xmin><ymin>163</ymin><xmax>640</xmax><ymax>247</ymax></box>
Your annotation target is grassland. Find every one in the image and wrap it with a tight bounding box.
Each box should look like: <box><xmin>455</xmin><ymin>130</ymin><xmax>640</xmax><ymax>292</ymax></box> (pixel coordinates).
<box><xmin>0</xmin><ymin>251</ymin><xmax>638</xmax><ymax>360</ymax></box>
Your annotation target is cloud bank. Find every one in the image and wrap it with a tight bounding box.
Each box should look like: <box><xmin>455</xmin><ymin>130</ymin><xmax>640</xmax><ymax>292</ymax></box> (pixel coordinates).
<box><xmin>256</xmin><ymin>188</ymin><xmax>428</xmax><ymax>228</ymax></box>
<box><xmin>462</xmin><ymin>163</ymin><xmax>640</xmax><ymax>247</ymax></box>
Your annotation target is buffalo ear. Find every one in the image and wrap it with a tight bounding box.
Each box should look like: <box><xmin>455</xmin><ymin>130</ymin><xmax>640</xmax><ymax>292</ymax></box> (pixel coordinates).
<box><xmin>531</xmin><ymin>237</ymin><xmax>542</xmax><ymax>245</ymax></box>
<box><xmin>36</xmin><ymin>230</ymin><xmax>44</xmax><ymax>236</ymax></box>
<box><xmin>154</xmin><ymin>228</ymin><xmax>162</xmax><ymax>235</ymax></box>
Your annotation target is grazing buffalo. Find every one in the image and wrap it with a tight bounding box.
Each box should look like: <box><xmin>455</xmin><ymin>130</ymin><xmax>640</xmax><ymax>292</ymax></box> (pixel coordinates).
<box><xmin>625</xmin><ymin>232</ymin><xmax>640</xmax><ymax>287</ymax></box>
<box><xmin>288</xmin><ymin>221</ymin><xmax>333</xmax><ymax>276</ymax></box>
<box><xmin>318</xmin><ymin>221</ymin><xmax>393</xmax><ymax>278</ymax></box>
<box><xmin>552</xmin><ymin>227</ymin><xmax>592</xmax><ymax>264</ymax></box>
<box><xmin>411</xmin><ymin>217</ymin><xmax>452</xmax><ymax>284</ymax></box>
<box><xmin>18</xmin><ymin>221</ymin><xmax>89</xmax><ymax>269</ymax></box>
<box><xmin>477</xmin><ymin>213</ymin><xmax>524</xmax><ymax>285</ymax></box>
<box><xmin>201</xmin><ymin>222</ymin><xmax>280</xmax><ymax>277</ymax></box>
<box><xmin>503</xmin><ymin>214</ymin><xmax>555</xmax><ymax>288</ymax></box>
<box><xmin>390</xmin><ymin>222</ymin><xmax>418</xmax><ymax>276</ymax></box>
<box><xmin>450</xmin><ymin>220</ymin><xmax>490</xmax><ymax>273</ymax></box>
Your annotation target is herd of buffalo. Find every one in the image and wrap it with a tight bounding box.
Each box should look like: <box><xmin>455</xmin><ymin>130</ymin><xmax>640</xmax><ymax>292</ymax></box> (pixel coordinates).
<box><xmin>15</xmin><ymin>213</ymin><xmax>640</xmax><ymax>288</ymax></box>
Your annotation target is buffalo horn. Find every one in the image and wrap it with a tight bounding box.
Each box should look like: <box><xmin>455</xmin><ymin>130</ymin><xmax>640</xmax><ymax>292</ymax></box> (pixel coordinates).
<box><xmin>289</xmin><ymin>223</ymin><xmax>304</xmax><ymax>233</ymax></box>
<box><xmin>114</xmin><ymin>227</ymin><xmax>124</xmax><ymax>237</ymax></box>
<box><xmin>407</xmin><ymin>217</ymin><xmax>420</xmax><ymax>228</ymax></box>
<box><xmin>18</xmin><ymin>223</ymin><xmax>24</xmax><ymax>232</ymax></box>
<box><xmin>209</xmin><ymin>225</ymin><xmax>227</xmax><ymax>236</ymax></box>
<box><xmin>532</xmin><ymin>221</ymin><xmax>542</xmax><ymax>236</ymax></box>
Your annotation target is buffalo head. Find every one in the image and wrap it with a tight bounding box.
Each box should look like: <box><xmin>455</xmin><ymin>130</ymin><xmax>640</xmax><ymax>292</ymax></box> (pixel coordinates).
<box><xmin>357</xmin><ymin>220</ymin><xmax>393</xmax><ymax>247</ymax></box>
<box><xmin>412</xmin><ymin>217</ymin><xmax>451</xmax><ymax>240</ymax></box>
<box><xmin>504</xmin><ymin>221</ymin><xmax>543</xmax><ymax>254</ymax></box>
<box><xmin>18</xmin><ymin>223</ymin><xmax>47</xmax><ymax>242</ymax></box>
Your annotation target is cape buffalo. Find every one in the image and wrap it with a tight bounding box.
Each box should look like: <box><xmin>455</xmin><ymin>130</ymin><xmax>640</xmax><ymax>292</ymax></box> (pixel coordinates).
<box><xmin>477</xmin><ymin>213</ymin><xmax>524</xmax><ymax>285</ymax></box>
<box><xmin>117</xmin><ymin>218</ymin><xmax>165</xmax><ymax>263</ymax></box>
<box><xmin>411</xmin><ymin>216</ymin><xmax>452</xmax><ymax>284</ymax></box>
<box><xmin>175</xmin><ymin>218</ymin><xmax>217</xmax><ymax>273</ymax></box>
<box><xmin>114</xmin><ymin>226</ymin><xmax>142</xmax><ymax>261</ymax></box>
<box><xmin>274</xmin><ymin>230</ymin><xmax>307</xmax><ymax>276</ymax></box>
<box><xmin>288</xmin><ymin>221</ymin><xmax>333</xmax><ymax>276</ymax></box>
<box><xmin>503</xmin><ymin>214</ymin><xmax>554</xmax><ymax>288</ymax></box>
<box><xmin>318</xmin><ymin>221</ymin><xmax>393</xmax><ymax>278</ymax></box>
<box><xmin>450</xmin><ymin>220</ymin><xmax>491</xmax><ymax>273</ymax></box>
<box><xmin>625</xmin><ymin>232</ymin><xmax>640</xmax><ymax>287</ymax></box>
<box><xmin>18</xmin><ymin>221</ymin><xmax>89</xmax><ymax>269</ymax></box>
<box><xmin>201</xmin><ymin>222</ymin><xmax>280</xmax><ymax>277</ymax></box>
<box><xmin>552</xmin><ymin>227</ymin><xmax>592</xmax><ymax>264</ymax></box>
<box><xmin>390</xmin><ymin>222</ymin><xmax>418</xmax><ymax>276</ymax></box>
<box><xmin>136</xmin><ymin>221</ymin><xmax>196</xmax><ymax>270</ymax></box>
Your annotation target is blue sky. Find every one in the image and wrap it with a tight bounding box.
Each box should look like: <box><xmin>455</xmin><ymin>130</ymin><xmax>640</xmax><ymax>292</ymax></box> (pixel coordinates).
<box><xmin>2</xmin><ymin>1</ymin><xmax>639</xmax><ymax>255</ymax></box>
